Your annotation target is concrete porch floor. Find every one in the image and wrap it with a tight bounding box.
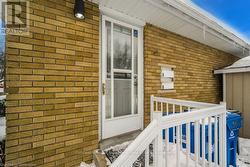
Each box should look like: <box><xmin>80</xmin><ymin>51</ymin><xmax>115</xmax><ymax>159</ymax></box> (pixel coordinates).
<box><xmin>99</xmin><ymin>130</ymin><xmax>142</xmax><ymax>150</ymax></box>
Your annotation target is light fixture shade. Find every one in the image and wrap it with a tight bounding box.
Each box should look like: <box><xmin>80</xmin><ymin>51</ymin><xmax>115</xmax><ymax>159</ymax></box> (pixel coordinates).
<box><xmin>74</xmin><ymin>0</ymin><xmax>85</xmax><ymax>19</ymax></box>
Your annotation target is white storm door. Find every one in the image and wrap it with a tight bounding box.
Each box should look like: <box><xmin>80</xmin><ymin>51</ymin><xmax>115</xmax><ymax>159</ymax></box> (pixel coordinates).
<box><xmin>101</xmin><ymin>16</ymin><xmax>143</xmax><ymax>139</ymax></box>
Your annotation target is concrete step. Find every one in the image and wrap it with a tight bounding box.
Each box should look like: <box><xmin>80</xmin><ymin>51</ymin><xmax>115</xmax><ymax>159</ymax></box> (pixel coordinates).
<box><xmin>94</xmin><ymin>130</ymin><xmax>142</xmax><ymax>167</ymax></box>
<box><xmin>99</xmin><ymin>130</ymin><xmax>141</xmax><ymax>150</ymax></box>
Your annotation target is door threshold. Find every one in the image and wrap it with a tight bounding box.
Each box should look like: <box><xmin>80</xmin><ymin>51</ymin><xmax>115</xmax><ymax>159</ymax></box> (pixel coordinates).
<box><xmin>99</xmin><ymin>130</ymin><xmax>142</xmax><ymax>150</ymax></box>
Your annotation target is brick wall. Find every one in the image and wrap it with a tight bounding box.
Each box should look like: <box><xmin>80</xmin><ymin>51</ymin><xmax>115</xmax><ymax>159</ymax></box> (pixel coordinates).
<box><xmin>144</xmin><ymin>24</ymin><xmax>238</xmax><ymax>126</ymax></box>
<box><xmin>5</xmin><ymin>1</ymin><xmax>239</xmax><ymax>165</ymax></box>
<box><xmin>5</xmin><ymin>0</ymin><xmax>99</xmax><ymax>166</ymax></box>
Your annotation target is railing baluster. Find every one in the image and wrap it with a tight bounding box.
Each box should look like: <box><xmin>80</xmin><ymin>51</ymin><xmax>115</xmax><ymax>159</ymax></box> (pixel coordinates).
<box><xmin>219</xmin><ymin>115</ymin><xmax>222</xmax><ymax>166</ymax></box>
<box><xmin>186</xmin><ymin>107</ymin><xmax>191</xmax><ymax>167</ymax></box>
<box><xmin>145</xmin><ymin>145</ymin><xmax>150</xmax><ymax>167</ymax></box>
<box><xmin>202</xmin><ymin>119</ymin><xmax>206</xmax><ymax>167</ymax></box>
<box><xmin>165</xmin><ymin>128</ymin><xmax>169</xmax><ymax>167</ymax></box>
<box><xmin>195</xmin><ymin>121</ymin><xmax>199</xmax><ymax>167</ymax></box>
<box><xmin>221</xmin><ymin>113</ymin><xmax>227</xmax><ymax>167</ymax></box>
<box><xmin>153</xmin><ymin>138</ymin><xmax>158</xmax><ymax>167</ymax></box>
<box><xmin>214</xmin><ymin>115</ymin><xmax>218</xmax><ymax>167</ymax></box>
<box><xmin>160</xmin><ymin>102</ymin><xmax>163</xmax><ymax>119</ymax></box>
<box><xmin>167</xmin><ymin>103</ymin><xmax>169</xmax><ymax>116</ymax></box>
<box><xmin>186</xmin><ymin>122</ymin><xmax>190</xmax><ymax>167</ymax></box>
<box><xmin>158</xmin><ymin>132</ymin><xmax>164</xmax><ymax>167</ymax></box>
<box><xmin>150</xmin><ymin>95</ymin><xmax>154</xmax><ymax>122</ymax></box>
<box><xmin>165</xmin><ymin>103</ymin><xmax>169</xmax><ymax>167</ymax></box>
<box><xmin>173</xmin><ymin>104</ymin><xmax>175</xmax><ymax>143</ymax></box>
<box><xmin>208</xmin><ymin>117</ymin><xmax>212</xmax><ymax>166</ymax></box>
<box><xmin>173</xmin><ymin>104</ymin><xmax>175</xmax><ymax>114</ymax></box>
<box><xmin>153</xmin><ymin>129</ymin><xmax>164</xmax><ymax>167</ymax></box>
<box><xmin>180</xmin><ymin>106</ymin><xmax>183</xmax><ymax>148</ymax></box>
<box><xmin>176</xmin><ymin>125</ymin><xmax>180</xmax><ymax>167</ymax></box>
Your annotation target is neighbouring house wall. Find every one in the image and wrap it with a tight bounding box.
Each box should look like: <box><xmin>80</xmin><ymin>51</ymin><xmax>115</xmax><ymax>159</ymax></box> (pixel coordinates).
<box><xmin>226</xmin><ymin>73</ymin><xmax>250</xmax><ymax>138</ymax></box>
<box><xmin>144</xmin><ymin>24</ymin><xmax>238</xmax><ymax>126</ymax></box>
<box><xmin>5</xmin><ymin>1</ymin><xmax>99</xmax><ymax>166</ymax></box>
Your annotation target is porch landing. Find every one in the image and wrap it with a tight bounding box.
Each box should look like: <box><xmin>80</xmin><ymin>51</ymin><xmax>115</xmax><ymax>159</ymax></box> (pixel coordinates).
<box><xmin>99</xmin><ymin>130</ymin><xmax>141</xmax><ymax>150</ymax></box>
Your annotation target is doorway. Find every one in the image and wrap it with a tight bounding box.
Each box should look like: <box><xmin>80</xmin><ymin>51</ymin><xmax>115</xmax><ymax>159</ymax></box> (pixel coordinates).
<box><xmin>101</xmin><ymin>16</ymin><xmax>144</xmax><ymax>139</ymax></box>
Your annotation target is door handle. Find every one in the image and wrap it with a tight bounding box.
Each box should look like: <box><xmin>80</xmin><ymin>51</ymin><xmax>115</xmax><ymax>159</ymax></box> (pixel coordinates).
<box><xmin>102</xmin><ymin>83</ymin><xmax>105</xmax><ymax>95</ymax></box>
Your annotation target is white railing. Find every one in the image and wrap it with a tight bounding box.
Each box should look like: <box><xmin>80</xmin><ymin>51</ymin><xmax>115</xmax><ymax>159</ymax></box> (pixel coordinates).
<box><xmin>110</xmin><ymin>96</ymin><xmax>227</xmax><ymax>167</ymax></box>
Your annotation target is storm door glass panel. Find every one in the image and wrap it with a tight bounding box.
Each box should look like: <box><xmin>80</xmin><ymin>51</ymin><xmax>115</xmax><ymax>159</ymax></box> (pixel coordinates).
<box><xmin>114</xmin><ymin>73</ymin><xmax>132</xmax><ymax>117</ymax></box>
<box><xmin>105</xmin><ymin>21</ymin><xmax>111</xmax><ymax>119</ymax></box>
<box><xmin>113</xmin><ymin>24</ymin><xmax>132</xmax><ymax>70</ymax></box>
<box><xmin>113</xmin><ymin>23</ymin><xmax>132</xmax><ymax>117</ymax></box>
<box><xmin>133</xmin><ymin>30</ymin><xmax>138</xmax><ymax>114</ymax></box>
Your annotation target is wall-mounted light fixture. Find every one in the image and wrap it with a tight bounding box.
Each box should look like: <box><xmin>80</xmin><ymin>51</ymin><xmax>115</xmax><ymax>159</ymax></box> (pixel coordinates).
<box><xmin>74</xmin><ymin>0</ymin><xmax>85</xmax><ymax>19</ymax></box>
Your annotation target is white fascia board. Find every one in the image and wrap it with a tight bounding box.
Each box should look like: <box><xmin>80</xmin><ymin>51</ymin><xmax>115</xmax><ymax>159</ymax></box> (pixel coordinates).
<box><xmin>162</xmin><ymin>0</ymin><xmax>250</xmax><ymax>51</ymax></box>
<box><xmin>146</xmin><ymin>0</ymin><xmax>245</xmax><ymax>56</ymax></box>
<box><xmin>214</xmin><ymin>67</ymin><xmax>250</xmax><ymax>74</ymax></box>
<box><xmin>147</xmin><ymin>0</ymin><xmax>239</xmax><ymax>50</ymax></box>
<box><xmin>99</xmin><ymin>6</ymin><xmax>146</xmax><ymax>27</ymax></box>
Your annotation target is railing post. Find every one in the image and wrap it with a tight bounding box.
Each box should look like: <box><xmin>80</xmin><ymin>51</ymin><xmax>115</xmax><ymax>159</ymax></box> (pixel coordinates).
<box><xmin>153</xmin><ymin>125</ymin><xmax>163</xmax><ymax>167</ymax></box>
<box><xmin>158</xmin><ymin>129</ymin><xmax>164</xmax><ymax>167</ymax></box>
<box><xmin>151</xmin><ymin>96</ymin><xmax>164</xmax><ymax>167</ymax></box>
<box><xmin>153</xmin><ymin>111</ymin><xmax>162</xmax><ymax>121</ymax></box>
<box><xmin>145</xmin><ymin>146</ymin><xmax>150</xmax><ymax>167</ymax></box>
<box><xmin>220</xmin><ymin>102</ymin><xmax>227</xmax><ymax>167</ymax></box>
<box><xmin>151</xmin><ymin>95</ymin><xmax>154</xmax><ymax>122</ymax></box>
<box><xmin>151</xmin><ymin>95</ymin><xmax>163</xmax><ymax>121</ymax></box>
<box><xmin>214</xmin><ymin>115</ymin><xmax>218</xmax><ymax>166</ymax></box>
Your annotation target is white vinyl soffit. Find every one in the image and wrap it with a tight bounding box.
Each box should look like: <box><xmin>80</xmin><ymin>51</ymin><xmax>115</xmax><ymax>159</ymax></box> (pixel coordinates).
<box><xmin>163</xmin><ymin>0</ymin><xmax>250</xmax><ymax>45</ymax></box>
<box><xmin>98</xmin><ymin>0</ymin><xmax>250</xmax><ymax>57</ymax></box>
<box><xmin>151</xmin><ymin>0</ymin><xmax>250</xmax><ymax>54</ymax></box>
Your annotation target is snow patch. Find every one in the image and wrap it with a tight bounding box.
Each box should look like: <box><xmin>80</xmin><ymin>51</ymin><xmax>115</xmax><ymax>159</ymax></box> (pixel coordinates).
<box><xmin>104</xmin><ymin>141</ymin><xmax>132</xmax><ymax>163</ymax></box>
<box><xmin>79</xmin><ymin>162</ymin><xmax>96</xmax><ymax>167</ymax></box>
<box><xmin>226</xmin><ymin>56</ymin><xmax>250</xmax><ymax>69</ymax></box>
<box><xmin>239</xmin><ymin>138</ymin><xmax>250</xmax><ymax>156</ymax></box>
<box><xmin>238</xmin><ymin>137</ymin><xmax>250</xmax><ymax>166</ymax></box>
<box><xmin>0</xmin><ymin>117</ymin><xmax>5</xmax><ymax>141</ymax></box>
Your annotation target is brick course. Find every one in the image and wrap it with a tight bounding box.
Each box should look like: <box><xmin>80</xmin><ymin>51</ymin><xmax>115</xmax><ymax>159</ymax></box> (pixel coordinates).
<box><xmin>5</xmin><ymin>0</ymin><xmax>99</xmax><ymax>166</ymax></box>
<box><xmin>143</xmin><ymin>24</ymin><xmax>238</xmax><ymax>126</ymax></box>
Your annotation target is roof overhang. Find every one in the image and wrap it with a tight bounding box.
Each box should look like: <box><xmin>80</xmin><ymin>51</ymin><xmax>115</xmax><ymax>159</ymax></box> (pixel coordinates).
<box><xmin>214</xmin><ymin>67</ymin><xmax>250</xmax><ymax>74</ymax></box>
<box><xmin>95</xmin><ymin>0</ymin><xmax>250</xmax><ymax>58</ymax></box>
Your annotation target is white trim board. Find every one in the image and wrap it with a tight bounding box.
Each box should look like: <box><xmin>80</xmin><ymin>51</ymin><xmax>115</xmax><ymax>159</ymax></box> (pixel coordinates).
<box><xmin>99</xmin><ymin>6</ymin><xmax>146</xmax><ymax>27</ymax></box>
<box><xmin>162</xmin><ymin>0</ymin><xmax>250</xmax><ymax>48</ymax></box>
<box><xmin>98</xmin><ymin>15</ymin><xmax>103</xmax><ymax>141</ymax></box>
<box><xmin>214</xmin><ymin>67</ymin><xmax>250</xmax><ymax>74</ymax></box>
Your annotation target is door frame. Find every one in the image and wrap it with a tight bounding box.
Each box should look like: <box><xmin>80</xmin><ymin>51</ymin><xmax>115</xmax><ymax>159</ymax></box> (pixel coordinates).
<box><xmin>100</xmin><ymin>15</ymin><xmax>144</xmax><ymax>140</ymax></box>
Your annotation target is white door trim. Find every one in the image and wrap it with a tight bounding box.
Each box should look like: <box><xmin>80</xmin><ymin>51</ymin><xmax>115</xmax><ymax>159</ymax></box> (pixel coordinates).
<box><xmin>100</xmin><ymin>15</ymin><xmax>144</xmax><ymax>140</ymax></box>
<box><xmin>99</xmin><ymin>6</ymin><xmax>146</xmax><ymax>27</ymax></box>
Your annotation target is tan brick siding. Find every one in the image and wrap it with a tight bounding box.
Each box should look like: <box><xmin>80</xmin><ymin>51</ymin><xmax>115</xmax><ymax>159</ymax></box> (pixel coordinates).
<box><xmin>5</xmin><ymin>0</ymin><xmax>99</xmax><ymax>166</ymax></box>
<box><xmin>144</xmin><ymin>24</ymin><xmax>238</xmax><ymax>126</ymax></box>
